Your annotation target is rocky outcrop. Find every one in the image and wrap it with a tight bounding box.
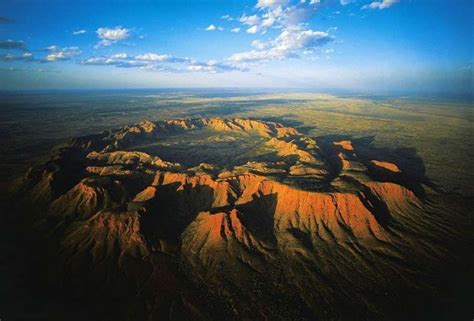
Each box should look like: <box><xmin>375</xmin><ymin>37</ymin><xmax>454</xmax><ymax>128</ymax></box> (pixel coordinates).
<box><xmin>16</xmin><ymin>118</ymin><xmax>454</xmax><ymax>321</ymax></box>
<box><xmin>371</xmin><ymin>160</ymin><xmax>401</xmax><ymax>173</ymax></box>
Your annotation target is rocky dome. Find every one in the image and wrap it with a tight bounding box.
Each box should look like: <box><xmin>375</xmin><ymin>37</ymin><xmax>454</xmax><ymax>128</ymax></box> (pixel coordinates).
<box><xmin>17</xmin><ymin>118</ymin><xmax>457</xmax><ymax>320</ymax></box>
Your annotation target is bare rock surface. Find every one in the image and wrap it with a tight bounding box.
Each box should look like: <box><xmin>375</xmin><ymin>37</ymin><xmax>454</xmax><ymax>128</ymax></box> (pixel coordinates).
<box><xmin>14</xmin><ymin>118</ymin><xmax>469</xmax><ymax>321</ymax></box>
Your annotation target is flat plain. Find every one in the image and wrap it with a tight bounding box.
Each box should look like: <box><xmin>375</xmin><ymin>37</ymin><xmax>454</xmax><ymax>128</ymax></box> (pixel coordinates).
<box><xmin>1</xmin><ymin>90</ymin><xmax>472</xmax><ymax>196</ymax></box>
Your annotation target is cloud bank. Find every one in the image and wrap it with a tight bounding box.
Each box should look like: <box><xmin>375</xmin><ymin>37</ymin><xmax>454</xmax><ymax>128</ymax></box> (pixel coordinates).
<box><xmin>81</xmin><ymin>52</ymin><xmax>246</xmax><ymax>74</ymax></box>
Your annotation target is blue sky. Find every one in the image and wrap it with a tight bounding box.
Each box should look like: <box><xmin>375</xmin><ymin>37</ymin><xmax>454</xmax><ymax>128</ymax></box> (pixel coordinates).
<box><xmin>0</xmin><ymin>0</ymin><xmax>472</xmax><ymax>94</ymax></box>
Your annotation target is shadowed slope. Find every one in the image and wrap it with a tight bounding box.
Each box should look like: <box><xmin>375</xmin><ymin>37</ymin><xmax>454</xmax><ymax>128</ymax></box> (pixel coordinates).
<box><xmin>11</xmin><ymin>118</ymin><xmax>470</xmax><ymax>321</ymax></box>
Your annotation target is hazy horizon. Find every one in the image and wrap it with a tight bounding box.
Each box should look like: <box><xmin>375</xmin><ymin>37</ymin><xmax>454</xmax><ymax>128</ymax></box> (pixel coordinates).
<box><xmin>1</xmin><ymin>87</ymin><xmax>473</xmax><ymax>101</ymax></box>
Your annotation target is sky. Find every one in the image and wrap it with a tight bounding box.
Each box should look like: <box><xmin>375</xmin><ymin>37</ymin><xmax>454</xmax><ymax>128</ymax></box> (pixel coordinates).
<box><xmin>0</xmin><ymin>0</ymin><xmax>472</xmax><ymax>94</ymax></box>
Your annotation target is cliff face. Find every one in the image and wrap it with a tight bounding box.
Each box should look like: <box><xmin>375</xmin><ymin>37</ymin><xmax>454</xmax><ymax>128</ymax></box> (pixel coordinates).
<box><xmin>16</xmin><ymin>118</ymin><xmax>460</xmax><ymax>320</ymax></box>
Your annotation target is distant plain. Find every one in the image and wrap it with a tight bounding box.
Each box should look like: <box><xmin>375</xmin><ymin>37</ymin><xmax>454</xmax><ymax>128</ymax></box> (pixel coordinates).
<box><xmin>1</xmin><ymin>90</ymin><xmax>472</xmax><ymax>197</ymax></box>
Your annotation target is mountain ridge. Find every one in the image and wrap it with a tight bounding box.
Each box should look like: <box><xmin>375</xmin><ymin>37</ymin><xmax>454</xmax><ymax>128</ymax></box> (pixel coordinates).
<box><xmin>12</xmin><ymin>117</ymin><xmax>466</xmax><ymax>320</ymax></box>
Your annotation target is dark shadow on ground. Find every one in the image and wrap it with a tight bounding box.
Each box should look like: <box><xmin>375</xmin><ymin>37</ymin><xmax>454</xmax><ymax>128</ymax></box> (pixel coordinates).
<box><xmin>316</xmin><ymin>134</ymin><xmax>439</xmax><ymax>199</ymax></box>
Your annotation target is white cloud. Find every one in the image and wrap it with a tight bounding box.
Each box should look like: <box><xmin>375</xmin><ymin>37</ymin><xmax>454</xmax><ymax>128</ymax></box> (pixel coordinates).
<box><xmin>135</xmin><ymin>53</ymin><xmax>170</xmax><ymax>61</ymax></box>
<box><xmin>111</xmin><ymin>53</ymin><xmax>128</xmax><ymax>59</ymax></box>
<box><xmin>300</xmin><ymin>0</ymin><xmax>319</xmax><ymax>4</ymax></box>
<box><xmin>362</xmin><ymin>0</ymin><xmax>398</xmax><ymax>10</ymax></box>
<box><xmin>276</xmin><ymin>27</ymin><xmax>333</xmax><ymax>51</ymax></box>
<box><xmin>281</xmin><ymin>5</ymin><xmax>316</xmax><ymax>25</ymax></box>
<box><xmin>221</xmin><ymin>14</ymin><xmax>233</xmax><ymax>21</ymax></box>
<box><xmin>0</xmin><ymin>51</ymin><xmax>34</xmax><ymax>61</ymax></box>
<box><xmin>77</xmin><ymin>0</ymin><xmax>334</xmax><ymax>75</ymax></box>
<box><xmin>80</xmin><ymin>52</ymin><xmax>245</xmax><ymax>74</ymax></box>
<box><xmin>229</xmin><ymin>25</ymin><xmax>333</xmax><ymax>63</ymax></box>
<box><xmin>240</xmin><ymin>14</ymin><xmax>260</xmax><ymax>25</ymax></box>
<box><xmin>251</xmin><ymin>40</ymin><xmax>267</xmax><ymax>50</ymax></box>
<box><xmin>72</xmin><ymin>29</ymin><xmax>87</xmax><ymax>35</ymax></box>
<box><xmin>238</xmin><ymin>0</ymin><xmax>320</xmax><ymax>35</ymax></box>
<box><xmin>247</xmin><ymin>25</ymin><xmax>259</xmax><ymax>34</ymax></box>
<box><xmin>45</xmin><ymin>45</ymin><xmax>59</xmax><ymax>51</ymax></box>
<box><xmin>227</xmin><ymin>0</ymin><xmax>332</xmax><ymax>69</ymax></box>
<box><xmin>81</xmin><ymin>57</ymin><xmax>116</xmax><ymax>65</ymax></box>
<box><xmin>82</xmin><ymin>55</ymin><xmax>151</xmax><ymax>68</ymax></box>
<box><xmin>261</xmin><ymin>16</ymin><xmax>276</xmax><ymax>28</ymax></box>
<box><xmin>44</xmin><ymin>46</ymin><xmax>81</xmax><ymax>62</ymax></box>
<box><xmin>96</xmin><ymin>26</ymin><xmax>130</xmax><ymax>47</ymax></box>
<box><xmin>205</xmin><ymin>24</ymin><xmax>224</xmax><ymax>31</ymax></box>
<box><xmin>256</xmin><ymin>0</ymin><xmax>289</xmax><ymax>9</ymax></box>
<box><xmin>186</xmin><ymin>61</ymin><xmax>246</xmax><ymax>73</ymax></box>
<box><xmin>227</xmin><ymin>50</ymin><xmax>270</xmax><ymax>63</ymax></box>
<box><xmin>187</xmin><ymin>64</ymin><xmax>220</xmax><ymax>73</ymax></box>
